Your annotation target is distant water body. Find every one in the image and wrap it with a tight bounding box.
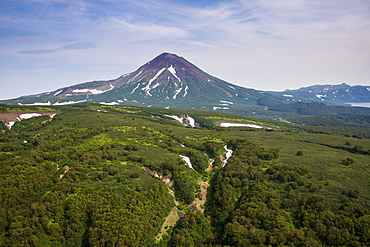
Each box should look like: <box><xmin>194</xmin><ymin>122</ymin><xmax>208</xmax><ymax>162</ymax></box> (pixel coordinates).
<box><xmin>347</xmin><ymin>102</ymin><xmax>370</xmax><ymax>108</ymax></box>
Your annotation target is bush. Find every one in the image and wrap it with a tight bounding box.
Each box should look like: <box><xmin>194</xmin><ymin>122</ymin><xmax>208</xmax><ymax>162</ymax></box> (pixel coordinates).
<box><xmin>341</xmin><ymin>158</ymin><xmax>354</xmax><ymax>166</ymax></box>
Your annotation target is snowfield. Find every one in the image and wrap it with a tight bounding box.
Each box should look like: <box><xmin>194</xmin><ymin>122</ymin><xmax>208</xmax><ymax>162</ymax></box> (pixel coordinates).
<box><xmin>19</xmin><ymin>113</ymin><xmax>42</xmax><ymax>119</ymax></box>
<box><xmin>219</xmin><ymin>122</ymin><xmax>273</xmax><ymax>129</ymax></box>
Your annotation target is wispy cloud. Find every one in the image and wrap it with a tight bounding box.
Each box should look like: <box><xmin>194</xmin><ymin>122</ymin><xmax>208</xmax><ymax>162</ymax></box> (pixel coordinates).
<box><xmin>19</xmin><ymin>42</ymin><xmax>96</xmax><ymax>54</ymax></box>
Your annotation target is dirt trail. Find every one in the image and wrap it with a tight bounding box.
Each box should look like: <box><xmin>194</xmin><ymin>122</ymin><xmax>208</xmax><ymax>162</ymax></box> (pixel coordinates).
<box><xmin>142</xmin><ymin>167</ymin><xmax>182</xmax><ymax>242</ymax></box>
<box><xmin>187</xmin><ymin>179</ymin><xmax>210</xmax><ymax>212</ymax></box>
<box><xmin>143</xmin><ymin>167</ymin><xmax>210</xmax><ymax>242</ymax></box>
<box><xmin>155</xmin><ymin>206</ymin><xmax>184</xmax><ymax>242</ymax></box>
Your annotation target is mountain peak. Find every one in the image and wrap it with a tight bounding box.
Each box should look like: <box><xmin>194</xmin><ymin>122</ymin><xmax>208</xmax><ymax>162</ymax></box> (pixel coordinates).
<box><xmin>143</xmin><ymin>52</ymin><xmax>198</xmax><ymax>72</ymax></box>
<box><xmin>155</xmin><ymin>52</ymin><xmax>180</xmax><ymax>59</ymax></box>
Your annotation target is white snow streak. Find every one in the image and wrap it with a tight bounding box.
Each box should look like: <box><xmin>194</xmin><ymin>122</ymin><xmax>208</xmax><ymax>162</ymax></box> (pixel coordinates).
<box><xmin>222</xmin><ymin>145</ymin><xmax>233</xmax><ymax>167</ymax></box>
<box><xmin>220</xmin><ymin>100</ymin><xmax>234</xmax><ymax>104</ymax></box>
<box><xmin>130</xmin><ymin>84</ymin><xmax>140</xmax><ymax>94</ymax></box>
<box><xmin>72</xmin><ymin>84</ymin><xmax>114</xmax><ymax>95</ymax></box>
<box><xmin>180</xmin><ymin>155</ymin><xmax>194</xmax><ymax>169</ymax></box>
<box><xmin>220</xmin><ymin>123</ymin><xmax>264</xmax><ymax>128</ymax></box>
<box><xmin>152</xmin><ymin>82</ymin><xmax>161</xmax><ymax>90</ymax></box>
<box><xmin>187</xmin><ymin>116</ymin><xmax>195</xmax><ymax>128</ymax></box>
<box><xmin>168</xmin><ymin>65</ymin><xmax>181</xmax><ymax>82</ymax></box>
<box><xmin>213</xmin><ymin>107</ymin><xmax>229</xmax><ymax>110</ymax></box>
<box><xmin>100</xmin><ymin>102</ymin><xmax>119</xmax><ymax>105</ymax></box>
<box><xmin>173</xmin><ymin>87</ymin><xmax>183</xmax><ymax>99</ymax></box>
<box><xmin>72</xmin><ymin>89</ymin><xmax>90</xmax><ymax>93</ymax></box>
<box><xmin>183</xmin><ymin>85</ymin><xmax>189</xmax><ymax>97</ymax></box>
<box><xmin>128</xmin><ymin>71</ymin><xmax>142</xmax><ymax>83</ymax></box>
<box><xmin>165</xmin><ymin>115</ymin><xmax>196</xmax><ymax>127</ymax></box>
<box><xmin>18</xmin><ymin>101</ymin><xmax>52</xmax><ymax>106</ymax></box>
<box><xmin>143</xmin><ymin>68</ymin><xmax>166</xmax><ymax>96</ymax></box>
<box><xmin>54</xmin><ymin>90</ymin><xmax>63</xmax><ymax>96</ymax></box>
<box><xmin>166</xmin><ymin>115</ymin><xmax>183</xmax><ymax>123</ymax></box>
<box><xmin>53</xmin><ymin>100</ymin><xmax>87</xmax><ymax>105</ymax></box>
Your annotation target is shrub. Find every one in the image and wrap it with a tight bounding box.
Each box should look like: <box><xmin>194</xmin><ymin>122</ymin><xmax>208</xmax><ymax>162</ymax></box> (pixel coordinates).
<box><xmin>341</xmin><ymin>158</ymin><xmax>354</xmax><ymax>166</ymax></box>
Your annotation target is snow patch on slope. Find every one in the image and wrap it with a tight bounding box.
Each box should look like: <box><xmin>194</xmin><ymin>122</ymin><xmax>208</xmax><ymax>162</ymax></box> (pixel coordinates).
<box><xmin>168</xmin><ymin>65</ymin><xmax>181</xmax><ymax>82</ymax></box>
<box><xmin>130</xmin><ymin>84</ymin><xmax>140</xmax><ymax>94</ymax></box>
<box><xmin>19</xmin><ymin>113</ymin><xmax>42</xmax><ymax>119</ymax></box>
<box><xmin>53</xmin><ymin>100</ymin><xmax>87</xmax><ymax>105</ymax></box>
<box><xmin>6</xmin><ymin>122</ymin><xmax>15</xmax><ymax>129</ymax></box>
<box><xmin>183</xmin><ymin>86</ymin><xmax>189</xmax><ymax>97</ymax></box>
<box><xmin>180</xmin><ymin>155</ymin><xmax>194</xmax><ymax>169</ymax></box>
<box><xmin>220</xmin><ymin>123</ymin><xmax>263</xmax><ymax>128</ymax></box>
<box><xmin>4</xmin><ymin>112</ymin><xmax>57</xmax><ymax>129</ymax></box>
<box><xmin>18</xmin><ymin>101</ymin><xmax>52</xmax><ymax>106</ymax></box>
<box><xmin>100</xmin><ymin>102</ymin><xmax>119</xmax><ymax>105</ymax></box>
<box><xmin>222</xmin><ymin>145</ymin><xmax>233</xmax><ymax>167</ymax></box>
<box><xmin>128</xmin><ymin>71</ymin><xmax>142</xmax><ymax>83</ymax></box>
<box><xmin>220</xmin><ymin>100</ymin><xmax>234</xmax><ymax>104</ymax></box>
<box><xmin>54</xmin><ymin>90</ymin><xmax>63</xmax><ymax>96</ymax></box>
<box><xmin>165</xmin><ymin>115</ymin><xmax>196</xmax><ymax>127</ymax></box>
<box><xmin>173</xmin><ymin>88</ymin><xmax>183</xmax><ymax>99</ymax></box>
<box><xmin>213</xmin><ymin>107</ymin><xmax>229</xmax><ymax>110</ymax></box>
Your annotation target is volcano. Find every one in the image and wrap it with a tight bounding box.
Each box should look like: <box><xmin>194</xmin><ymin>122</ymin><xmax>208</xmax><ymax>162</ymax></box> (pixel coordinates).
<box><xmin>2</xmin><ymin>52</ymin><xmax>267</xmax><ymax>112</ymax></box>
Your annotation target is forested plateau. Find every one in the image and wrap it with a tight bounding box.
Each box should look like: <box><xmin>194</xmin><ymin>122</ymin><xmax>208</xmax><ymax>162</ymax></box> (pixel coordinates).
<box><xmin>0</xmin><ymin>103</ymin><xmax>369</xmax><ymax>246</ymax></box>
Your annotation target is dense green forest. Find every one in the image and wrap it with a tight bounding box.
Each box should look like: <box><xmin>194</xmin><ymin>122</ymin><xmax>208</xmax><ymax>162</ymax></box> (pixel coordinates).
<box><xmin>0</xmin><ymin>103</ymin><xmax>369</xmax><ymax>246</ymax></box>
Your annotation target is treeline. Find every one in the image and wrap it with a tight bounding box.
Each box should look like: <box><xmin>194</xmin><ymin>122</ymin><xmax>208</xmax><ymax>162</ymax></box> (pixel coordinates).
<box><xmin>206</xmin><ymin>138</ymin><xmax>370</xmax><ymax>246</ymax></box>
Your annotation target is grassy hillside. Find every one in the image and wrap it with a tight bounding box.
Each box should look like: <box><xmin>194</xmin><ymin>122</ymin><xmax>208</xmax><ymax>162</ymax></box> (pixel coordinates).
<box><xmin>0</xmin><ymin>103</ymin><xmax>369</xmax><ymax>246</ymax></box>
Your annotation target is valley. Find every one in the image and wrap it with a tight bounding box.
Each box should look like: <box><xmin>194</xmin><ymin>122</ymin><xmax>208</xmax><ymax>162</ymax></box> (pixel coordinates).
<box><xmin>0</xmin><ymin>103</ymin><xmax>369</xmax><ymax>246</ymax></box>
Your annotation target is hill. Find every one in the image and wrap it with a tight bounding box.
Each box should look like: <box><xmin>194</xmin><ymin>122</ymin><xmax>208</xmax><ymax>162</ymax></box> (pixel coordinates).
<box><xmin>0</xmin><ymin>103</ymin><xmax>369</xmax><ymax>246</ymax></box>
<box><xmin>277</xmin><ymin>83</ymin><xmax>370</xmax><ymax>104</ymax></box>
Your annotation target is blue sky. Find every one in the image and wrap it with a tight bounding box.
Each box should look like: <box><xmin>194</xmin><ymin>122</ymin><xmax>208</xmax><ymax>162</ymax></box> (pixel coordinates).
<box><xmin>1</xmin><ymin>0</ymin><xmax>369</xmax><ymax>100</ymax></box>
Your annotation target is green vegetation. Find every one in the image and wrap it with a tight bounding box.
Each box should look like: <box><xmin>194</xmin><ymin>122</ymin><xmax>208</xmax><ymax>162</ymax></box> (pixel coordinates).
<box><xmin>0</xmin><ymin>103</ymin><xmax>369</xmax><ymax>246</ymax></box>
